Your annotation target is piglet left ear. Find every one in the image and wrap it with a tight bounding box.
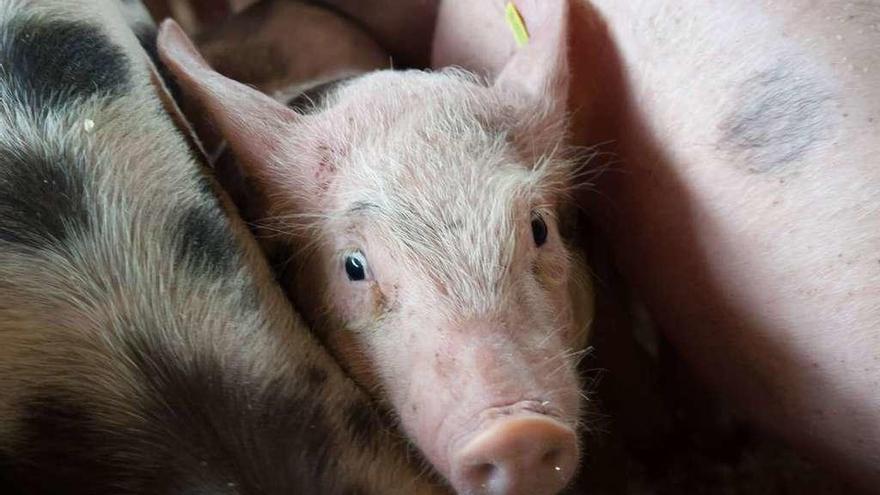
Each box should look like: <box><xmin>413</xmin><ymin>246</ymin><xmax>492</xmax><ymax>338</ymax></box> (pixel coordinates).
<box><xmin>157</xmin><ymin>19</ymin><xmax>301</xmax><ymax>174</ymax></box>
<box><xmin>493</xmin><ymin>0</ymin><xmax>570</xmax><ymax>106</ymax></box>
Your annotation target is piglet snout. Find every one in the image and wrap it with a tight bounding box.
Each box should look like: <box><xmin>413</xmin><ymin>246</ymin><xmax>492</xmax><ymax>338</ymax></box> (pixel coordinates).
<box><xmin>451</xmin><ymin>415</ymin><xmax>578</xmax><ymax>495</ymax></box>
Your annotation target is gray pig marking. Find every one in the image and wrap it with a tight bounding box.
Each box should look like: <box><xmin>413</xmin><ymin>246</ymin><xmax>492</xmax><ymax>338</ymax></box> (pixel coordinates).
<box><xmin>175</xmin><ymin>202</ymin><xmax>242</xmax><ymax>276</ymax></box>
<box><xmin>1</xmin><ymin>18</ymin><xmax>131</xmax><ymax>108</ymax></box>
<box><xmin>718</xmin><ymin>61</ymin><xmax>835</xmax><ymax>174</ymax></box>
<box><xmin>0</xmin><ymin>144</ymin><xmax>91</xmax><ymax>249</ymax></box>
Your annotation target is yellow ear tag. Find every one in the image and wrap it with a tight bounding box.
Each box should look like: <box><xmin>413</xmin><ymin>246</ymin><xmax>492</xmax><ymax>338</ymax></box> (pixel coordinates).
<box><xmin>505</xmin><ymin>2</ymin><xmax>530</xmax><ymax>47</ymax></box>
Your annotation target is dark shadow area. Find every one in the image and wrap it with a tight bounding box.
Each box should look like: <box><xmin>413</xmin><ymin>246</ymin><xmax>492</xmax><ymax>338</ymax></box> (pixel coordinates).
<box><xmin>565</xmin><ymin>2</ymin><xmax>859</xmax><ymax>493</ymax></box>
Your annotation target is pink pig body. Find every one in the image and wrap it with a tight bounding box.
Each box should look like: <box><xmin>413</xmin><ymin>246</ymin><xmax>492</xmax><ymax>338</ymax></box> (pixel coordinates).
<box><xmin>158</xmin><ymin>2</ymin><xmax>595</xmax><ymax>493</ymax></box>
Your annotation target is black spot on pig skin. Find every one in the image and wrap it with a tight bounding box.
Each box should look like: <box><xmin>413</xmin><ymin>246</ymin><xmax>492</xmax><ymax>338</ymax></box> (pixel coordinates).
<box><xmin>131</xmin><ymin>20</ymin><xmax>160</xmax><ymax>71</ymax></box>
<box><xmin>305</xmin><ymin>366</ymin><xmax>329</xmax><ymax>388</ymax></box>
<box><xmin>4</xmin><ymin>393</ymin><xmax>127</xmax><ymax>495</ymax></box>
<box><xmin>1</xmin><ymin>18</ymin><xmax>131</xmax><ymax>108</ymax></box>
<box><xmin>344</xmin><ymin>401</ymin><xmax>385</xmax><ymax>449</ymax></box>
<box><xmin>4</xmin><ymin>330</ymin><xmax>354</xmax><ymax>494</ymax></box>
<box><xmin>131</xmin><ymin>20</ymin><xmax>183</xmax><ymax>102</ymax></box>
<box><xmin>0</xmin><ymin>145</ymin><xmax>91</xmax><ymax>249</ymax></box>
<box><xmin>175</xmin><ymin>201</ymin><xmax>240</xmax><ymax>276</ymax></box>
<box><xmin>124</xmin><ymin>333</ymin><xmax>346</xmax><ymax>493</ymax></box>
<box><xmin>0</xmin><ymin>449</ymin><xmax>23</xmax><ymax>495</ymax></box>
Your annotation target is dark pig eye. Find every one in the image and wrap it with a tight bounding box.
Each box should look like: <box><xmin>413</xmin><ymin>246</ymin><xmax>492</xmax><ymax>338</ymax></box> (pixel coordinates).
<box><xmin>344</xmin><ymin>251</ymin><xmax>368</xmax><ymax>281</ymax></box>
<box><xmin>531</xmin><ymin>212</ymin><xmax>548</xmax><ymax>247</ymax></box>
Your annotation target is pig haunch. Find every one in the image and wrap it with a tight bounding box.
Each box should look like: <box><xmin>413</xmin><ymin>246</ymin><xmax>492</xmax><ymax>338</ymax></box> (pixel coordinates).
<box><xmin>0</xmin><ymin>1</ymin><xmax>446</xmax><ymax>493</ymax></box>
<box><xmin>159</xmin><ymin>1</ymin><xmax>596</xmax><ymax>494</ymax></box>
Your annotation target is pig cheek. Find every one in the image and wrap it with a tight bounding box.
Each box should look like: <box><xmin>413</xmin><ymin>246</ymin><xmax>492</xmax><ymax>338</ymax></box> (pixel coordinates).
<box><xmin>385</xmin><ymin>328</ymin><xmax>460</xmax><ymax>469</ymax></box>
<box><xmin>537</xmin><ymin>250</ymin><xmax>586</xmax><ymax>349</ymax></box>
<box><xmin>322</xmin><ymin>278</ymin><xmax>385</xmax><ymax>390</ymax></box>
<box><xmin>326</xmin><ymin>268</ymin><xmax>370</xmax><ymax>323</ymax></box>
<box><xmin>552</xmin><ymin>284</ymin><xmax>581</xmax><ymax>348</ymax></box>
<box><xmin>562</xmin><ymin>255</ymin><xmax>594</xmax><ymax>350</ymax></box>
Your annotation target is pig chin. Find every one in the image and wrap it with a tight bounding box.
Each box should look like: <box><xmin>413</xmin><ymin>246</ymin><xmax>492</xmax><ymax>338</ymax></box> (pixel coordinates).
<box><xmin>392</xmin><ymin>341</ymin><xmax>583</xmax><ymax>495</ymax></box>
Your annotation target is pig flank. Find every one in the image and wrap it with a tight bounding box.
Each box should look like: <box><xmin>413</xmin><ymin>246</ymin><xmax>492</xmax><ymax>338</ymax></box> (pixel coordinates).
<box><xmin>159</xmin><ymin>1</ymin><xmax>595</xmax><ymax>493</ymax></box>
<box><xmin>0</xmin><ymin>1</ymin><xmax>445</xmax><ymax>493</ymax></box>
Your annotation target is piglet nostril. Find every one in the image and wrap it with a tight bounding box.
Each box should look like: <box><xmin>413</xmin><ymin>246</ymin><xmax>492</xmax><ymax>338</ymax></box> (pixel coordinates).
<box><xmin>461</xmin><ymin>462</ymin><xmax>497</xmax><ymax>491</ymax></box>
<box><xmin>542</xmin><ymin>448</ymin><xmax>561</xmax><ymax>466</ymax></box>
<box><xmin>451</xmin><ymin>416</ymin><xmax>579</xmax><ymax>495</ymax></box>
<box><xmin>474</xmin><ymin>463</ymin><xmax>496</xmax><ymax>480</ymax></box>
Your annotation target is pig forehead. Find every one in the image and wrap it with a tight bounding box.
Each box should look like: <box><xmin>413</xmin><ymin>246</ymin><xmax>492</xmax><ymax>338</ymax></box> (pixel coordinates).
<box><xmin>319</xmin><ymin>71</ymin><xmax>563</xmax><ymax>303</ymax></box>
<box><xmin>335</xmin><ymin>159</ymin><xmax>535</xmax><ymax>310</ymax></box>
<box><xmin>328</xmin><ymin>70</ymin><xmax>521</xmax><ymax>139</ymax></box>
<box><xmin>325</xmin><ymin>72</ymin><xmax>540</xmax><ymax>190</ymax></box>
<box><xmin>330</xmin><ymin>105</ymin><xmax>539</xmax><ymax>250</ymax></box>
<box><xmin>339</xmin><ymin>160</ymin><xmax>531</xmax><ymax>245</ymax></box>
<box><xmin>364</xmin><ymin>207</ymin><xmax>521</xmax><ymax>314</ymax></box>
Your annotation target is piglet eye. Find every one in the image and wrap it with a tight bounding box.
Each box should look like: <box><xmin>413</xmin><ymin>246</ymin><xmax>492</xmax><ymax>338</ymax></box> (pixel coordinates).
<box><xmin>344</xmin><ymin>251</ymin><xmax>368</xmax><ymax>281</ymax></box>
<box><xmin>531</xmin><ymin>212</ymin><xmax>548</xmax><ymax>247</ymax></box>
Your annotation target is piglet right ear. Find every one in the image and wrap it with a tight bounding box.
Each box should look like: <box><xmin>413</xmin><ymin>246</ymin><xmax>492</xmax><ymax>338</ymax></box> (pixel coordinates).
<box><xmin>493</xmin><ymin>1</ymin><xmax>569</xmax><ymax>107</ymax></box>
<box><xmin>157</xmin><ymin>19</ymin><xmax>299</xmax><ymax>174</ymax></box>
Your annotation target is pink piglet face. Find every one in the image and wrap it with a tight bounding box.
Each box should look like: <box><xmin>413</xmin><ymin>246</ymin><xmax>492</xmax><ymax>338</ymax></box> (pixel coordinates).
<box><xmin>282</xmin><ymin>69</ymin><xmax>595</xmax><ymax>487</ymax></box>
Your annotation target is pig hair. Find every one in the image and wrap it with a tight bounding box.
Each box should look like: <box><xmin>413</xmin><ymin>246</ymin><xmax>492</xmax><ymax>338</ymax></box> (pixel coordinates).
<box><xmin>267</xmin><ymin>68</ymin><xmax>588</xmax><ymax>316</ymax></box>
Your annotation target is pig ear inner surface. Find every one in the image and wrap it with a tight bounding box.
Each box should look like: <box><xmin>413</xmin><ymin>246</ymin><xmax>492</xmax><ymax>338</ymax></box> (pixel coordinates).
<box><xmin>493</xmin><ymin>0</ymin><xmax>570</xmax><ymax>104</ymax></box>
<box><xmin>157</xmin><ymin>19</ymin><xmax>302</xmax><ymax>172</ymax></box>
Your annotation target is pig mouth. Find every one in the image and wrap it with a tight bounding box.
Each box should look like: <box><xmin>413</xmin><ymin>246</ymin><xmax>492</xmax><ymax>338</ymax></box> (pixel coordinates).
<box><xmin>478</xmin><ymin>399</ymin><xmax>566</xmax><ymax>422</ymax></box>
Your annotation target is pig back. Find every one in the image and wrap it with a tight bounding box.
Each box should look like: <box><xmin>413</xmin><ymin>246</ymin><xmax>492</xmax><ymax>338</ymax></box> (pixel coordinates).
<box><xmin>0</xmin><ymin>1</ymin><xmax>444</xmax><ymax>493</ymax></box>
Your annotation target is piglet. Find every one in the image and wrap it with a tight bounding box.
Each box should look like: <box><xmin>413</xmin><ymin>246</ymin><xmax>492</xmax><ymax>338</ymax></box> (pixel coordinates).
<box><xmin>158</xmin><ymin>1</ymin><xmax>594</xmax><ymax>492</ymax></box>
